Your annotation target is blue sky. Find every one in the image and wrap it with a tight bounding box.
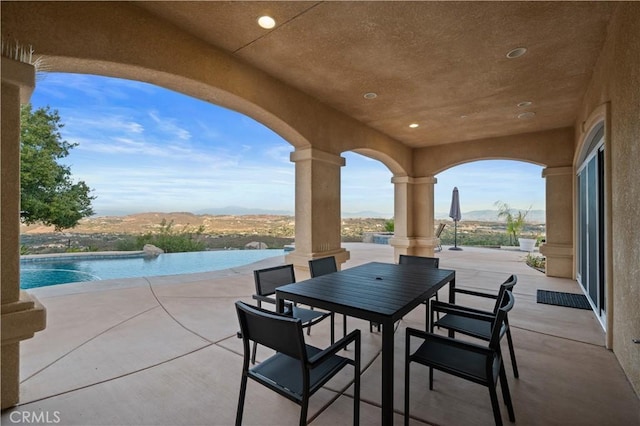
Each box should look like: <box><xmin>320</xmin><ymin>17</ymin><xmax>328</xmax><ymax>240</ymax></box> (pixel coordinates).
<box><xmin>30</xmin><ymin>73</ymin><xmax>545</xmax><ymax>218</ymax></box>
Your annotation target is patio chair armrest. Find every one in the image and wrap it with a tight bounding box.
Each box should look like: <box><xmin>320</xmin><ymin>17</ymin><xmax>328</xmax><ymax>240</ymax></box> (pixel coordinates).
<box><xmin>252</xmin><ymin>294</ymin><xmax>276</xmax><ymax>304</ymax></box>
<box><xmin>406</xmin><ymin>327</ymin><xmax>493</xmax><ymax>356</ymax></box>
<box><xmin>454</xmin><ymin>288</ymin><xmax>498</xmax><ymax>299</ymax></box>
<box><xmin>430</xmin><ymin>300</ymin><xmax>495</xmax><ymax>322</ymax></box>
<box><xmin>431</xmin><ymin>300</ymin><xmax>494</xmax><ymax>316</ymax></box>
<box><xmin>308</xmin><ymin>329</ymin><xmax>361</xmax><ymax>366</ymax></box>
<box><xmin>251</xmin><ymin>295</ymin><xmax>293</xmax><ymax>315</ymax></box>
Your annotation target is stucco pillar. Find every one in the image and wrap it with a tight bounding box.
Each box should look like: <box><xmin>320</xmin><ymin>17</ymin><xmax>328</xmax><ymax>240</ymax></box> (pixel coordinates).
<box><xmin>539</xmin><ymin>166</ymin><xmax>574</xmax><ymax>278</ymax></box>
<box><xmin>1</xmin><ymin>57</ymin><xmax>47</xmax><ymax>409</ymax></box>
<box><xmin>285</xmin><ymin>147</ymin><xmax>349</xmax><ymax>275</ymax></box>
<box><xmin>390</xmin><ymin>175</ymin><xmax>437</xmax><ymax>261</ymax></box>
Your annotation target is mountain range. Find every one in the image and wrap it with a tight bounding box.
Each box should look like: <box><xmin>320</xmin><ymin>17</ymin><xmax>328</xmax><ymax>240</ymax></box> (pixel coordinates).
<box><xmin>437</xmin><ymin>209</ymin><xmax>545</xmax><ymax>223</ymax></box>
<box><xmin>193</xmin><ymin>206</ymin><xmax>545</xmax><ymax>223</ymax></box>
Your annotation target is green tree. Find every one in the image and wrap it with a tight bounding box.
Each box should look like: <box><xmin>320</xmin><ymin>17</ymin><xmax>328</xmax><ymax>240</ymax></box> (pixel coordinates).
<box><xmin>495</xmin><ymin>201</ymin><xmax>530</xmax><ymax>245</ymax></box>
<box><xmin>384</xmin><ymin>218</ymin><xmax>395</xmax><ymax>232</ymax></box>
<box><xmin>20</xmin><ymin>104</ymin><xmax>95</xmax><ymax>231</ymax></box>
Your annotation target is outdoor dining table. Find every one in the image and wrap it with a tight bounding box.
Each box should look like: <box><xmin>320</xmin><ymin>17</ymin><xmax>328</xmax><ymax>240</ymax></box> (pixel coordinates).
<box><xmin>275</xmin><ymin>261</ymin><xmax>456</xmax><ymax>426</ymax></box>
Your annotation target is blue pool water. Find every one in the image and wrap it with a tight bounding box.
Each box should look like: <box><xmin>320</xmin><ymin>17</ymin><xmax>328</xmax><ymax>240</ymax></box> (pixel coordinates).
<box><xmin>20</xmin><ymin>249</ymin><xmax>285</xmax><ymax>289</ymax></box>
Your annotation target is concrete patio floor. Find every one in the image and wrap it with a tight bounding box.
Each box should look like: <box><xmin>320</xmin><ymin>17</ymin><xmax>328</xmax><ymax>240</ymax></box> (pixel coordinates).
<box><xmin>2</xmin><ymin>243</ymin><xmax>638</xmax><ymax>425</ymax></box>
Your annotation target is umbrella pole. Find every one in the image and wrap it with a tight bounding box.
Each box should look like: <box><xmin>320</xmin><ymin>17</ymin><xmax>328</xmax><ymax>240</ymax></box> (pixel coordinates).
<box><xmin>455</xmin><ymin>221</ymin><xmax>457</xmax><ymax>247</ymax></box>
<box><xmin>449</xmin><ymin>220</ymin><xmax>463</xmax><ymax>251</ymax></box>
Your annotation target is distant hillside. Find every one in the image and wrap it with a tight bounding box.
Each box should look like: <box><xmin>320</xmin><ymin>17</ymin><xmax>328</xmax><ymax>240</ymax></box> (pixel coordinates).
<box><xmin>194</xmin><ymin>206</ymin><xmax>293</xmax><ymax>215</ymax></box>
<box><xmin>436</xmin><ymin>209</ymin><xmax>545</xmax><ymax>223</ymax></box>
<box><xmin>342</xmin><ymin>210</ymin><xmax>393</xmax><ymax>218</ymax></box>
<box><xmin>195</xmin><ymin>206</ymin><xmax>393</xmax><ymax>218</ymax></box>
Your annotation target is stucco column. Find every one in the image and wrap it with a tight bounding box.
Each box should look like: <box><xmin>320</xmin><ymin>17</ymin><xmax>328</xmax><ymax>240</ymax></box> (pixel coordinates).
<box><xmin>285</xmin><ymin>147</ymin><xmax>349</xmax><ymax>275</ymax></box>
<box><xmin>1</xmin><ymin>57</ymin><xmax>47</xmax><ymax>409</ymax></box>
<box><xmin>539</xmin><ymin>166</ymin><xmax>574</xmax><ymax>278</ymax></box>
<box><xmin>389</xmin><ymin>175</ymin><xmax>437</xmax><ymax>261</ymax></box>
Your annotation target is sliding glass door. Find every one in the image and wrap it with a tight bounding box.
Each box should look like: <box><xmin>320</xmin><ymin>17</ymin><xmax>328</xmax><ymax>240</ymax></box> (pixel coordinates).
<box><xmin>577</xmin><ymin>127</ymin><xmax>605</xmax><ymax>326</ymax></box>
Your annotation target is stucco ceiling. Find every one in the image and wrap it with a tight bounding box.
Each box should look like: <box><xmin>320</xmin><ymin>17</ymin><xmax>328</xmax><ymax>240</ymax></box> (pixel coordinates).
<box><xmin>134</xmin><ymin>1</ymin><xmax>615</xmax><ymax>148</ymax></box>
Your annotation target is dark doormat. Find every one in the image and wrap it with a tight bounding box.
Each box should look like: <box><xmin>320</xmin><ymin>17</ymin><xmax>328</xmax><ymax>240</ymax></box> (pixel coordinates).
<box><xmin>536</xmin><ymin>290</ymin><xmax>592</xmax><ymax>310</ymax></box>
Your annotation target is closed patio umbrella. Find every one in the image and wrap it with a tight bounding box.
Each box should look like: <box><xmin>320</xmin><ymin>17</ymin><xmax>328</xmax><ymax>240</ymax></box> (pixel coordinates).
<box><xmin>449</xmin><ymin>187</ymin><xmax>463</xmax><ymax>251</ymax></box>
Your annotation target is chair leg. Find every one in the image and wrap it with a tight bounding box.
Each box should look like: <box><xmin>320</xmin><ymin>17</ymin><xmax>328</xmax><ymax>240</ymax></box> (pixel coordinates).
<box><xmin>429</xmin><ymin>367</ymin><xmax>434</xmax><ymax>390</ymax></box>
<box><xmin>499</xmin><ymin>364</ymin><xmax>516</xmax><ymax>422</ymax></box>
<box><xmin>505</xmin><ymin>326</ymin><xmax>519</xmax><ymax>378</ymax></box>
<box><xmin>235</xmin><ymin>373</ymin><xmax>248</xmax><ymax>426</ymax></box>
<box><xmin>299</xmin><ymin>397</ymin><xmax>309</xmax><ymax>426</ymax></box>
<box><xmin>354</xmin><ymin>337</ymin><xmax>361</xmax><ymax>426</ymax></box>
<box><xmin>488</xmin><ymin>380</ymin><xmax>504</xmax><ymax>426</ymax></box>
<box><xmin>251</xmin><ymin>341</ymin><xmax>257</xmax><ymax>364</ymax></box>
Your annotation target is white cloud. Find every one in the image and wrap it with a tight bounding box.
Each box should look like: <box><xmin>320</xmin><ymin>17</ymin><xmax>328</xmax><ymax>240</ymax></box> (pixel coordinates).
<box><xmin>148</xmin><ymin>110</ymin><xmax>191</xmax><ymax>141</ymax></box>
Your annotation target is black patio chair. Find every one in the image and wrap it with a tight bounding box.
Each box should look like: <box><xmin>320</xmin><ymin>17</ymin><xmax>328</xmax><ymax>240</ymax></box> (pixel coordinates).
<box><xmin>430</xmin><ymin>274</ymin><xmax>519</xmax><ymax>378</ymax></box>
<box><xmin>235</xmin><ymin>301</ymin><xmax>361</xmax><ymax>426</ymax></box>
<box><xmin>398</xmin><ymin>254</ymin><xmax>441</xmax><ymax>326</ymax></box>
<box><xmin>405</xmin><ymin>291</ymin><xmax>516</xmax><ymax>426</ymax></box>
<box><xmin>308</xmin><ymin>256</ymin><xmax>348</xmax><ymax>338</ymax></box>
<box><xmin>252</xmin><ymin>264</ymin><xmax>334</xmax><ymax>364</ymax></box>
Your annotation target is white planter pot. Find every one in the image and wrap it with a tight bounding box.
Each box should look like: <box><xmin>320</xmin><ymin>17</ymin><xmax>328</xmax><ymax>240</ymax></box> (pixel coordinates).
<box><xmin>518</xmin><ymin>238</ymin><xmax>536</xmax><ymax>252</ymax></box>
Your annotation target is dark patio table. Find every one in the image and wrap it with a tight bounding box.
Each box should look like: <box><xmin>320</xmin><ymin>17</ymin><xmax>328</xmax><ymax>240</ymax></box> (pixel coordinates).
<box><xmin>276</xmin><ymin>261</ymin><xmax>455</xmax><ymax>426</ymax></box>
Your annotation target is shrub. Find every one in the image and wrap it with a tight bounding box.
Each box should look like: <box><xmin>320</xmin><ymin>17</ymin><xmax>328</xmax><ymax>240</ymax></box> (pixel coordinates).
<box><xmin>115</xmin><ymin>219</ymin><xmax>206</xmax><ymax>253</ymax></box>
<box><xmin>525</xmin><ymin>253</ymin><xmax>546</xmax><ymax>271</ymax></box>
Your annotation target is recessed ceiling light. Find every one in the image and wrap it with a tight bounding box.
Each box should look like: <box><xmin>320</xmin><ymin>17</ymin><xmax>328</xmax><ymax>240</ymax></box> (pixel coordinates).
<box><xmin>517</xmin><ymin>112</ymin><xmax>536</xmax><ymax>119</ymax></box>
<box><xmin>409</xmin><ymin>123</ymin><xmax>419</xmax><ymax>128</ymax></box>
<box><xmin>257</xmin><ymin>15</ymin><xmax>276</xmax><ymax>29</ymax></box>
<box><xmin>363</xmin><ymin>92</ymin><xmax>377</xmax><ymax>99</ymax></box>
<box><xmin>506</xmin><ymin>47</ymin><xmax>527</xmax><ymax>59</ymax></box>
<box><xmin>517</xmin><ymin>101</ymin><xmax>532</xmax><ymax>107</ymax></box>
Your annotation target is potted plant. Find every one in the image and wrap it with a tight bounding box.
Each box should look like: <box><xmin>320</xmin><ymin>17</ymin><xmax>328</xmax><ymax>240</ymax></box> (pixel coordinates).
<box><xmin>494</xmin><ymin>201</ymin><xmax>535</xmax><ymax>251</ymax></box>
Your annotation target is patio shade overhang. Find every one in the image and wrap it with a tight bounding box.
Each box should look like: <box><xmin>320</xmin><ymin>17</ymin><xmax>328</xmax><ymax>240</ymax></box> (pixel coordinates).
<box><xmin>2</xmin><ymin>1</ymin><xmax>616</xmax><ymax>151</ymax></box>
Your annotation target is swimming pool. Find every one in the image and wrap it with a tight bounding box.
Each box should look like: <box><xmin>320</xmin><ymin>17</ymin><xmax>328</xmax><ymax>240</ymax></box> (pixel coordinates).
<box><xmin>20</xmin><ymin>249</ymin><xmax>285</xmax><ymax>289</ymax></box>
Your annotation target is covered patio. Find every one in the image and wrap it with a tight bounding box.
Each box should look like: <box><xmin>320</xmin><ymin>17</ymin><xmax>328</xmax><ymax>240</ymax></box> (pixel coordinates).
<box><xmin>2</xmin><ymin>1</ymin><xmax>639</xmax><ymax>418</ymax></box>
<box><xmin>2</xmin><ymin>244</ymin><xmax>637</xmax><ymax>425</ymax></box>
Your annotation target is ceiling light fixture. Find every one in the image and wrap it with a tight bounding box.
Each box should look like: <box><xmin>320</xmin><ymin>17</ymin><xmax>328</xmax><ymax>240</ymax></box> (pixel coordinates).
<box><xmin>506</xmin><ymin>47</ymin><xmax>527</xmax><ymax>59</ymax></box>
<box><xmin>409</xmin><ymin>123</ymin><xmax>419</xmax><ymax>128</ymax></box>
<box><xmin>517</xmin><ymin>101</ymin><xmax>532</xmax><ymax>107</ymax></box>
<box><xmin>363</xmin><ymin>92</ymin><xmax>377</xmax><ymax>100</ymax></box>
<box><xmin>257</xmin><ymin>15</ymin><xmax>276</xmax><ymax>29</ymax></box>
<box><xmin>517</xmin><ymin>112</ymin><xmax>536</xmax><ymax>119</ymax></box>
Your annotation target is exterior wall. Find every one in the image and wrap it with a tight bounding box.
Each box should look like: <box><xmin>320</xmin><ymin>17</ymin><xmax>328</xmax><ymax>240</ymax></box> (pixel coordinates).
<box><xmin>540</xmin><ymin>167</ymin><xmax>574</xmax><ymax>277</ymax></box>
<box><xmin>1</xmin><ymin>58</ymin><xmax>47</xmax><ymax>409</ymax></box>
<box><xmin>413</xmin><ymin>127</ymin><xmax>575</xmax><ymax>175</ymax></box>
<box><xmin>575</xmin><ymin>2</ymin><xmax>640</xmax><ymax>396</ymax></box>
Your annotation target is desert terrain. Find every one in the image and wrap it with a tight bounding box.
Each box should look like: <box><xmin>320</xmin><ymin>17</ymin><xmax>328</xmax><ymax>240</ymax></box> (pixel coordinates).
<box><xmin>20</xmin><ymin>212</ymin><xmax>545</xmax><ymax>254</ymax></box>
